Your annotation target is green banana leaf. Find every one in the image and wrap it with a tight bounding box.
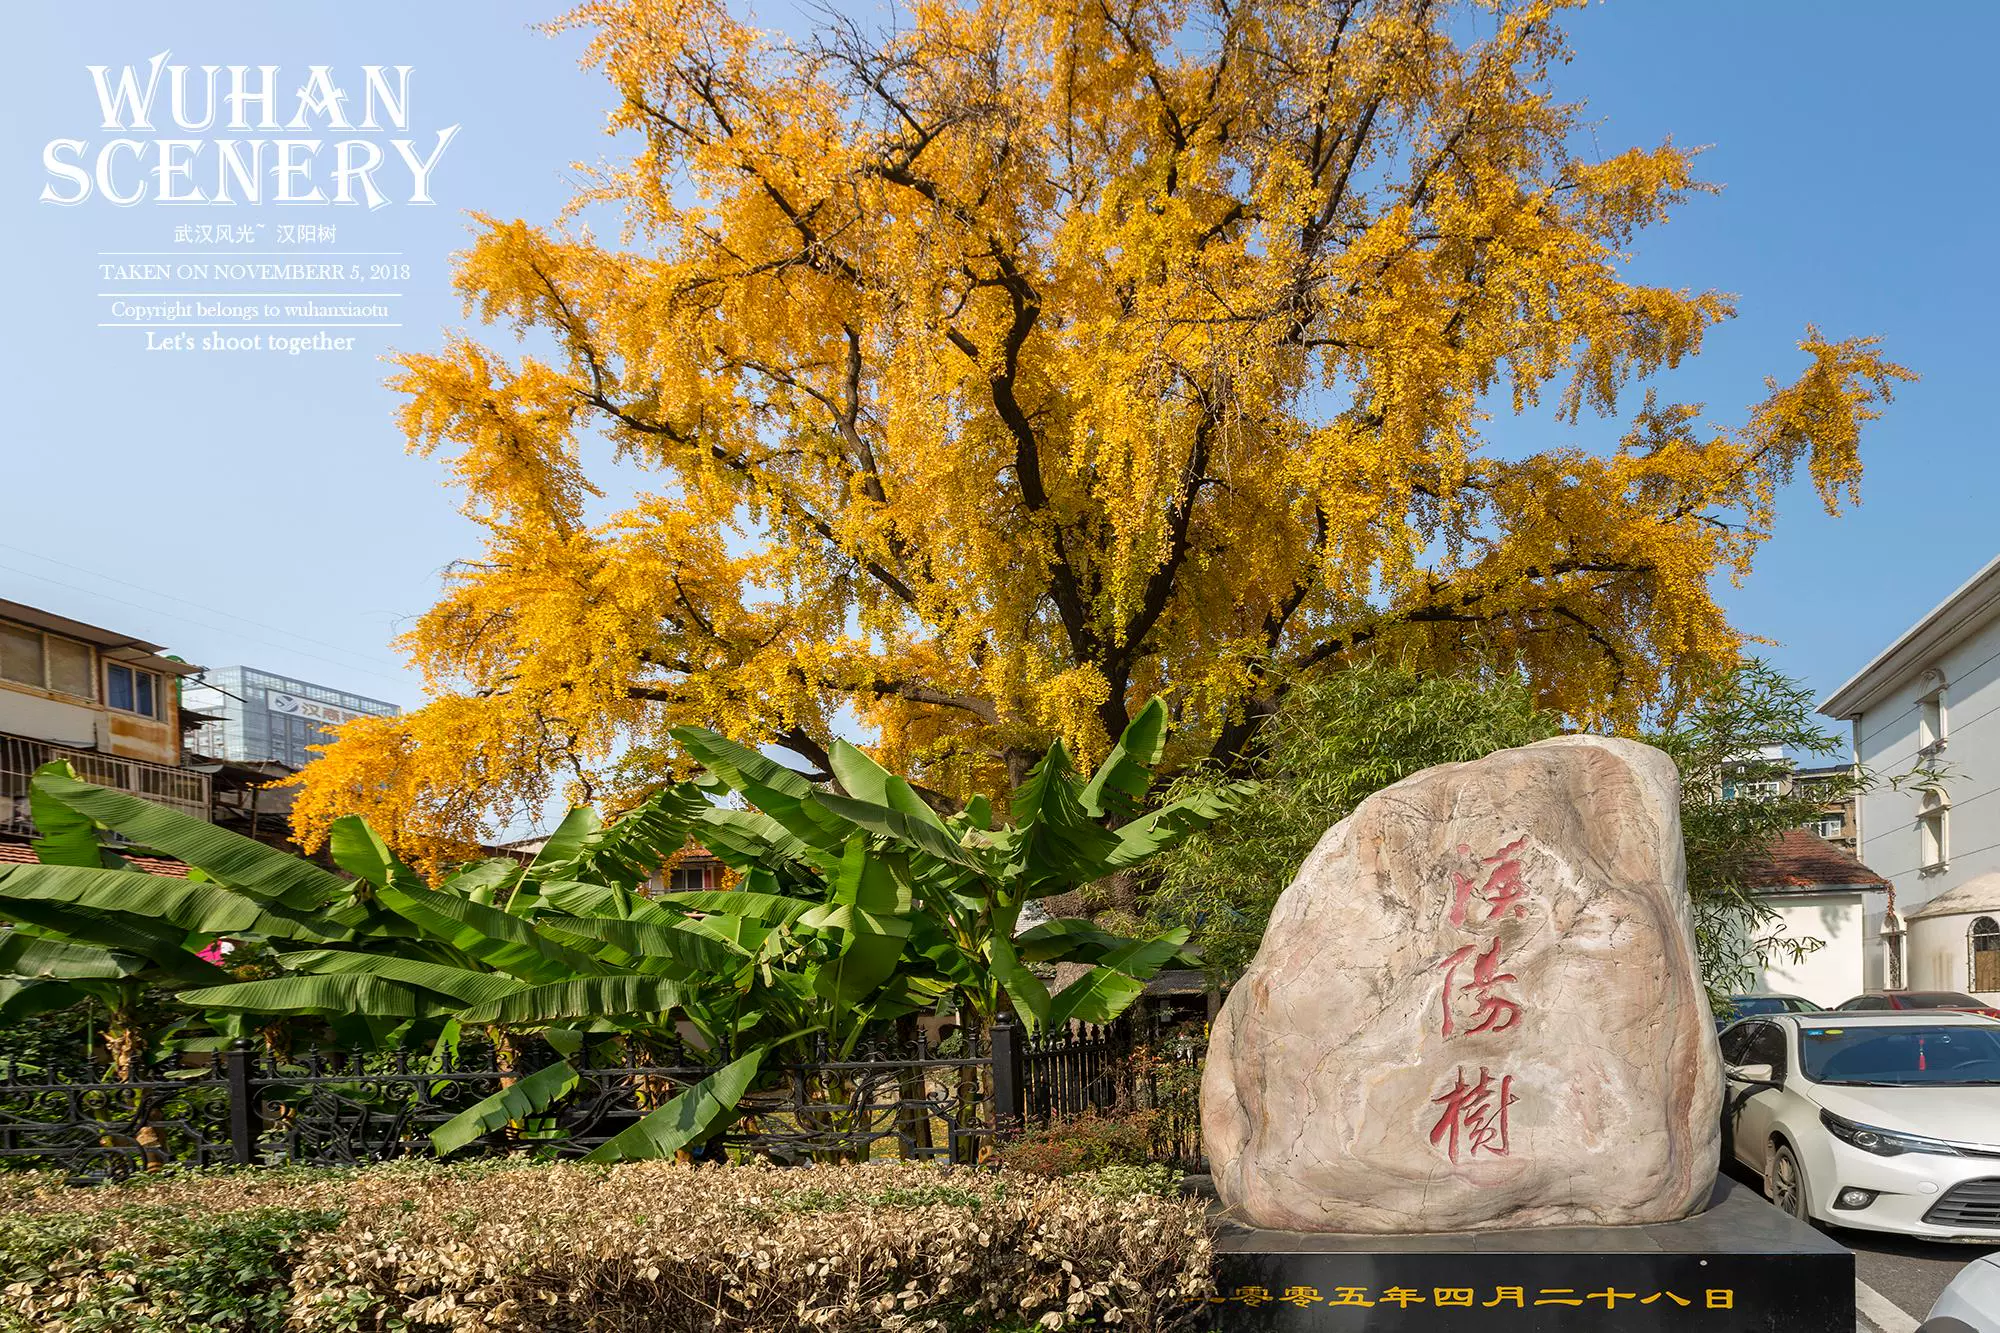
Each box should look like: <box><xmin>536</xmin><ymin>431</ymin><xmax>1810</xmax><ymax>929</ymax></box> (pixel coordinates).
<box><xmin>375</xmin><ymin>880</ymin><xmax>603</xmax><ymax>985</ymax></box>
<box><xmin>1006</xmin><ymin>743</ymin><xmax>1120</xmax><ymax>895</ymax></box>
<box><xmin>441</xmin><ymin>858</ymin><xmax>525</xmax><ymax>906</ymax></box>
<box><xmin>0</xmin><ymin>977</ymin><xmax>91</xmax><ymax>1022</ymax></box>
<box><xmin>454</xmin><ymin>975</ymin><xmax>692</xmax><ymax>1025</ymax></box>
<box><xmin>1077</xmin><ymin>697</ymin><xmax>1169</xmax><ymax>819</ymax></box>
<box><xmin>32</xmin><ymin>771</ymin><xmax>346</xmax><ymax>908</ymax></box>
<box><xmin>1044</xmin><ymin>966</ymin><xmax>1147</xmax><ymax>1027</ymax></box>
<box><xmin>670</xmin><ymin>728</ymin><xmax>847</xmax><ymax>856</ymax></box>
<box><xmin>806</xmin><ymin>837</ymin><xmax>913</xmax><ymax>1010</ymax></box>
<box><xmin>986</xmin><ymin>900</ymin><xmax>1051</xmax><ymax>1033</ymax></box>
<box><xmin>693</xmin><ymin>806</ymin><xmax>823</xmax><ymax>872</ymax></box>
<box><xmin>179</xmin><ymin>973</ymin><xmax>451</xmax><ymax>1019</ymax></box>
<box><xmin>1014</xmin><ymin>917</ymin><xmax>1190</xmax><ymax>966</ymax></box>
<box><xmin>944</xmin><ymin>793</ymin><xmax>994</xmax><ymax>837</ymax></box>
<box><xmin>27</xmin><ymin>762</ymin><xmax>114</xmax><ymax>867</ymax></box>
<box><xmin>656</xmin><ymin>888</ymin><xmax>817</xmax><ymax>925</ymax></box>
<box><xmin>538</xmin><ymin>784</ymin><xmax>711</xmax><ymax>887</ymax></box>
<box><xmin>533</xmin><ymin>880</ymin><xmax>669</xmax><ymax>923</ymax></box>
<box><xmin>584</xmin><ymin>1047</ymin><xmax>765</xmax><ymax>1163</ymax></box>
<box><xmin>273</xmin><ymin>950</ymin><xmax>528</xmax><ymax>1007</ymax></box>
<box><xmin>0</xmin><ymin>896</ymin><xmax>214</xmax><ymax>973</ymax></box>
<box><xmin>329</xmin><ymin>816</ymin><xmax>428</xmax><ymax>893</ymax></box>
<box><xmin>812</xmin><ymin>791</ymin><xmax>986</xmax><ymax>876</ymax></box>
<box><xmin>528</xmin><ymin>807</ymin><xmax>599</xmax><ymax>873</ymax></box>
<box><xmin>827</xmin><ymin>741</ymin><xmax>955</xmax><ymax>838</ymax></box>
<box><xmin>1040</xmin><ymin>931</ymin><xmax>1189</xmax><ymax>1027</ymax></box>
<box><xmin>0</xmin><ymin>930</ymin><xmax>145</xmax><ymax>980</ymax></box>
<box><xmin>1097</xmin><ymin>781</ymin><xmax>1257</xmax><ymax>872</ymax></box>
<box><xmin>536</xmin><ymin>915</ymin><xmax>749</xmax><ymax>976</ymax></box>
<box><xmin>430</xmin><ymin>1059</ymin><xmax>580</xmax><ymax>1156</ymax></box>
<box><xmin>0</xmin><ymin>863</ymin><xmax>347</xmax><ymax>942</ymax></box>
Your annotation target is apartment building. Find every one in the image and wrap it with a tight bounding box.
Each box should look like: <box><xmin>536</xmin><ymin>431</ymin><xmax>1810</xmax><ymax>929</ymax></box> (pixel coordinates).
<box><xmin>0</xmin><ymin>597</ymin><xmax>208</xmax><ymax>838</ymax></box>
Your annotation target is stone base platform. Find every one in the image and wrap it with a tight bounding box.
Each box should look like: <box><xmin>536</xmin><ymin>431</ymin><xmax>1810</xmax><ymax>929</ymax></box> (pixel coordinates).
<box><xmin>1208</xmin><ymin>1176</ymin><xmax>1852</xmax><ymax>1330</ymax></box>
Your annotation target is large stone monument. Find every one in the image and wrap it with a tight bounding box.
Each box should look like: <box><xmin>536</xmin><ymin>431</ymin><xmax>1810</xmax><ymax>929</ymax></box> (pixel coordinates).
<box><xmin>1203</xmin><ymin>735</ymin><xmax>1722</xmax><ymax>1233</ymax></box>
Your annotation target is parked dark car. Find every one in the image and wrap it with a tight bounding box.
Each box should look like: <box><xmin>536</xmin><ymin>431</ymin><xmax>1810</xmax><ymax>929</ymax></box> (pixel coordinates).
<box><xmin>1714</xmin><ymin>993</ymin><xmax>1821</xmax><ymax>1030</ymax></box>
<box><xmin>1834</xmin><ymin>990</ymin><xmax>2000</xmax><ymax>1019</ymax></box>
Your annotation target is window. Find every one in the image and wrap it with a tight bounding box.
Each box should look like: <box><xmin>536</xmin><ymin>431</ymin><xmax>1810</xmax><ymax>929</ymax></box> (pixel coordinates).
<box><xmin>0</xmin><ymin>620</ymin><xmax>96</xmax><ymax>700</ymax></box>
<box><xmin>105</xmin><ymin>663</ymin><xmax>160</xmax><ymax>718</ymax></box>
<box><xmin>1743</xmin><ymin>1022</ymin><xmax>1789</xmax><ymax>1080</ymax></box>
<box><xmin>1973</xmin><ymin>917</ymin><xmax>2000</xmax><ymax>993</ymax></box>
<box><xmin>1918</xmin><ymin>787</ymin><xmax>1950</xmax><ymax>872</ymax></box>
<box><xmin>0</xmin><ymin>621</ymin><xmax>36</xmax><ymax>684</ymax></box>
<box><xmin>668</xmin><ymin>863</ymin><xmax>713</xmax><ymax>892</ymax></box>
<box><xmin>1808</xmin><ymin>813</ymin><xmax>1845</xmax><ymax>840</ymax></box>
<box><xmin>45</xmin><ymin>637</ymin><xmax>93</xmax><ymax>697</ymax></box>
<box><xmin>1919</xmin><ymin>685</ymin><xmax>1948</xmax><ymax>753</ymax></box>
<box><xmin>1718</xmin><ymin>1025</ymin><xmax>1756</xmax><ymax>1065</ymax></box>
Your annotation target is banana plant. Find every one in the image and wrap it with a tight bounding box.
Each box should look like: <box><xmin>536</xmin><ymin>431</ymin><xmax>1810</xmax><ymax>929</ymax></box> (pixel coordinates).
<box><xmin>673</xmin><ymin>697</ymin><xmax>1254</xmax><ymax>1036</ymax></box>
<box><xmin>4</xmin><ymin>767</ymin><xmax>853</xmax><ymax>1158</ymax></box>
<box><xmin>0</xmin><ymin>763</ymin><xmax>353</xmax><ymax>1073</ymax></box>
<box><xmin>5</xmin><ymin>699</ymin><xmax>1249</xmax><ymax>1158</ymax></box>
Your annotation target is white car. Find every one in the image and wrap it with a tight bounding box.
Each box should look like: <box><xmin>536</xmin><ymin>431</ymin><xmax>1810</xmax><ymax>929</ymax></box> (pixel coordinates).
<box><xmin>1720</xmin><ymin>1010</ymin><xmax>2000</xmax><ymax>1241</ymax></box>
<box><xmin>1922</xmin><ymin>1251</ymin><xmax>2000</xmax><ymax>1331</ymax></box>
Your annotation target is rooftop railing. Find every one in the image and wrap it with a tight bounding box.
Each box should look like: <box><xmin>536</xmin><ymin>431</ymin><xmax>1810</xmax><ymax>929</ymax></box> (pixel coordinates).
<box><xmin>0</xmin><ymin>730</ymin><xmax>210</xmax><ymax>838</ymax></box>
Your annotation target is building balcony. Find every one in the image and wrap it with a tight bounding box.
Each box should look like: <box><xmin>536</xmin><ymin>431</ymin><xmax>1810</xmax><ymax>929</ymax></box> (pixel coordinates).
<box><xmin>0</xmin><ymin>730</ymin><xmax>209</xmax><ymax>839</ymax></box>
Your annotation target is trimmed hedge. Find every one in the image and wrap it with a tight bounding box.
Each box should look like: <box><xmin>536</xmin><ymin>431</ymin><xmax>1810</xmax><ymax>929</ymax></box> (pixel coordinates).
<box><xmin>0</xmin><ymin>1160</ymin><xmax>1210</xmax><ymax>1332</ymax></box>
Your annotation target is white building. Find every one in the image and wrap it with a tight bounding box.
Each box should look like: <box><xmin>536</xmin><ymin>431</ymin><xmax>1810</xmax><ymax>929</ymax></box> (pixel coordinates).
<box><xmin>1740</xmin><ymin>828</ymin><xmax>1891</xmax><ymax>1008</ymax></box>
<box><xmin>1821</xmin><ymin>552</ymin><xmax>2000</xmax><ymax>1002</ymax></box>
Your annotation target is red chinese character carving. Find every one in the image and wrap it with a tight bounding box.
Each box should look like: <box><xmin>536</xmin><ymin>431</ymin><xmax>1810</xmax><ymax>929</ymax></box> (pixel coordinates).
<box><xmin>1447</xmin><ymin>836</ymin><xmax>1531</xmax><ymax>928</ymax></box>
<box><xmin>1429</xmin><ymin>1066</ymin><xmax>1517</xmax><ymax>1163</ymax></box>
<box><xmin>1439</xmin><ymin>937</ymin><xmax>1521</xmax><ymax>1038</ymax></box>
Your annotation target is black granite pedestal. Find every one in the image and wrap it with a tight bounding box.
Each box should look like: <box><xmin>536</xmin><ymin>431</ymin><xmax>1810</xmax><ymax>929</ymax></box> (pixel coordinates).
<box><xmin>1208</xmin><ymin>1177</ymin><xmax>1852</xmax><ymax>1331</ymax></box>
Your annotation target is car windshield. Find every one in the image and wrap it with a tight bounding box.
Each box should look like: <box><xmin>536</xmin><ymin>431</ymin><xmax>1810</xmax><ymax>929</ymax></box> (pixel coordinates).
<box><xmin>1904</xmin><ymin>992</ymin><xmax>1985</xmax><ymax>1008</ymax></box>
<box><xmin>1798</xmin><ymin>1025</ymin><xmax>2000</xmax><ymax>1086</ymax></box>
<box><xmin>1727</xmin><ymin>997</ymin><xmax>1803</xmax><ymax>1017</ymax></box>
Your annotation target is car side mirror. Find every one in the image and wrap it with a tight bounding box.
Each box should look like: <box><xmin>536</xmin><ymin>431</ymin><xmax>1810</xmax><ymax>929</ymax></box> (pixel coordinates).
<box><xmin>1726</xmin><ymin>1062</ymin><xmax>1777</xmax><ymax>1086</ymax></box>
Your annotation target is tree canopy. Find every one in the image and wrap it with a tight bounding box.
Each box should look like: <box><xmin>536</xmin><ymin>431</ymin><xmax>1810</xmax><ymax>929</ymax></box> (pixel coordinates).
<box><xmin>294</xmin><ymin>0</ymin><xmax>1910</xmax><ymax>860</ymax></box>
<box><xmin>1145</xmin><ymin>658</ymin><xmax>1860</xmax><ymax>999</ymax></box>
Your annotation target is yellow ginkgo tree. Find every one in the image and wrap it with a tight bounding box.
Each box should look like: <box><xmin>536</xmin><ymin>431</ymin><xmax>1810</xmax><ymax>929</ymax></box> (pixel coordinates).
<box><xmin>294</xmin><ymin>0</ymin><xmax>1911</xmax><ymax>864</ymax></box>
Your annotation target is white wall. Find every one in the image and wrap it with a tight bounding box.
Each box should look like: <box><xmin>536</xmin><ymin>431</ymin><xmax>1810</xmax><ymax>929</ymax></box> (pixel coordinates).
<box><xmin>1908</xmin><ymin>911</ymin><xmax>2000</xmax><ymax>1002</ymax></box>
<box><xmin>0</xmin><ymin>687</ymin><xmax>100</xmax><ymax>748</ymax></box>
<box><xmin>1751</xmin><ymin>892</ymin><xmax>1871</xmax><ymax>1008</ymax></box>
<box><xmin>1852</xmin><ymin>607</ymin><xmax>2000</xmax><ymax>916</ymax></box>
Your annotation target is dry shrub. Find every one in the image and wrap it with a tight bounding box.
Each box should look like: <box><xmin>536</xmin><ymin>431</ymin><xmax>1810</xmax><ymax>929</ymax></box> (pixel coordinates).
<box><xmin>0</xmin><ymin>1159</ymin><xmax>1211</xmax><ymax>1333</ymax></box>
<box><xmin>992</xmin><ymin>1112</ymin><xmax>1158</xmax><ymax>1178</ymax></box>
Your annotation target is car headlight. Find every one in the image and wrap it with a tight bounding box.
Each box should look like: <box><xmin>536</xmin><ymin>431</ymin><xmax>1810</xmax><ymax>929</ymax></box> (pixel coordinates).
<box><xmin>1819</xmin><ymin>1109</ymin><xmax>1964</xmax><ymax>1157</ymax></box>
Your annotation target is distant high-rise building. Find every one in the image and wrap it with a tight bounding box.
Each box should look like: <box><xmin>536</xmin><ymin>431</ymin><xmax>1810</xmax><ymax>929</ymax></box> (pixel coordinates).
<box><xmin>182</xmin><ymin>666</ymin><xmax>398</xmax><ymax>770</ymax></box>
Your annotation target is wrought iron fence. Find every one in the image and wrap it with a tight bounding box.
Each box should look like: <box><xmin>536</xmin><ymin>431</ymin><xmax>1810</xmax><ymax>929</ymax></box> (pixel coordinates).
<box><xmin>0</xmin><ymin>1017</ymin><xmax>1203</xmax><ymax>1181</ymax></box>
<box><xmin>1000</xmin><ymin>1015</ymin><xmax>1208</xmax><ymax>1171</ymax></box>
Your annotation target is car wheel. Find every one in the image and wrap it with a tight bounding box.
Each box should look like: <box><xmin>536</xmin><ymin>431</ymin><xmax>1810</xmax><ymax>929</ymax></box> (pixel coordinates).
<box><xmin>1769</xmin><ymin>1142</ymin><xmax>1811</xmax><ymax>1223</ymax></box>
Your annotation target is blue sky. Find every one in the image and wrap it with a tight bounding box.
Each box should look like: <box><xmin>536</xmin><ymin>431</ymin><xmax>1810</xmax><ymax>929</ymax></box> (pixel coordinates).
<box><xmin>3</xmin><ymin>1</ymin><xmax>1993</xmax><ymax>753</ymax></box>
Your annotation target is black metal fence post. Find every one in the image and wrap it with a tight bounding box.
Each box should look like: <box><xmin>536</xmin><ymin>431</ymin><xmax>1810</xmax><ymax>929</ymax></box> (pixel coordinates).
<box><xmin>225</xmin><ymin>1041</ymin><xmax>255</xmax><ymax>1166</ymax></box>
<box><xmin>990</xmin><ymin>1014</ymin><xmax>1025</xmax><ymax>1137</ymax></box>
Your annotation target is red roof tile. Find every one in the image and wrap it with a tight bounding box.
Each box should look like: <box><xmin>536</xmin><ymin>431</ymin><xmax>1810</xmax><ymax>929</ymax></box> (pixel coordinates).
<box><xmin>0</xmin><ymin>839</ymin><xmax>189</xmax><ymax>878</ymax></box>
<box><xmin>1737</xmin><ymin>828</ymin><xmax>1889</xmax><ymax>893</ymax></box>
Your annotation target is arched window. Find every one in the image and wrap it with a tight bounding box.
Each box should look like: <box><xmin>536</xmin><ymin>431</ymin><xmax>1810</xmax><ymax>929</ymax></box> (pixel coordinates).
<box><xmin>1973</xmin><ymin>916</ymin><xmax>2000</xmax><ymax>993</ymax></box>
<box><xmin>1918</xmin><ymin>787</ymin><xmax>1951</xmax><ymax>872</ymax></box>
